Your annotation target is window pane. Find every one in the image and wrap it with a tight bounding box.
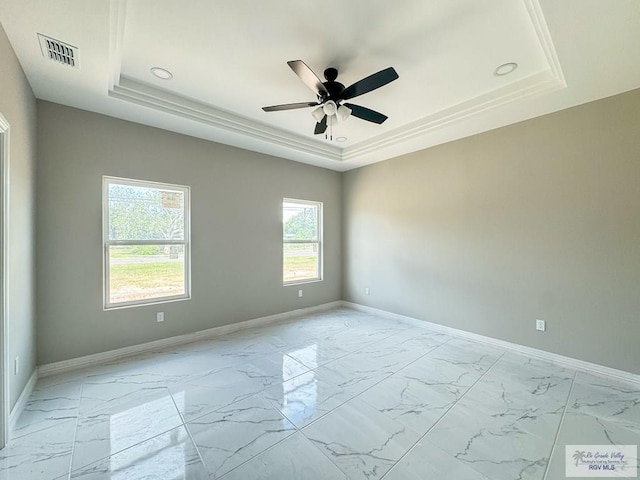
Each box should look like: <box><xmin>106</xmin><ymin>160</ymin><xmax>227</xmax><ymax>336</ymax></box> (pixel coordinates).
<box><xmin>283</xmin><ymin>202</ymin><xmax>318</xmax><ymax>241</ymax></box>
<box><xmin>108</xmin><ymin>183</ymin><xmax>185</xmax><ymax>241</ymax></box>
<box><xmin>108</xmin><ymin>245</ymin><xmax>185</xmax><ymax>304</ymax></box>
<box><xmin>283</xmin><ymin>243</ymin><xmax>319</xmax><ymax>283</ymax></box>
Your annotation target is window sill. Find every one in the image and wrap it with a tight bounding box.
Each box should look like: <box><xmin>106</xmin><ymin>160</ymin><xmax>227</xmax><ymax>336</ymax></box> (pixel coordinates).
<box><xmin>104</xmin><ymin>295</ymin><xmax>191</xmax><ymax>311</ymax></box>
<box><xmin>283</xmin><ymin>278</ymin><xmax>323</xmax><ymax>287</ymax></box>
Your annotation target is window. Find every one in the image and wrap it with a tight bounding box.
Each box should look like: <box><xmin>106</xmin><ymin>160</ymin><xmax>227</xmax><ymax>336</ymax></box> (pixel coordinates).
<box><xmin>103</xmin><ymin>177</ymin><xmax>190</xmax><ymax>309</ymax></box>
<box><xmin>283</xmin><ymin>198</ymin><xmax>322</xmax><ymax>284</ymax></box>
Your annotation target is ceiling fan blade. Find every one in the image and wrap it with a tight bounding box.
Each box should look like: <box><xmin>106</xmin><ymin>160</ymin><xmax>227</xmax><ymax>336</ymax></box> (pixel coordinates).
<box><xmin>288</xmin><ymin>60</ymin><xmax>329</xmax><ymax>97</ymax></box>
<box><xmin>262</xmin><ymin>102</ymin><xmax>318</xmax><ymax>112</ymax></box>
<box><xmin>344</xmin><ymin>103</ymin><xmax>388</xmax><ymax>124</ymax></box>
<box><xmin>314</xmin><ymin>115</ymin><xmax>327</xmax><ymax>134</ymax></box>
<box><xmin>340</xmin><ymin>67</ymin><xmax>399</xmax><ymax>100</ymax></box>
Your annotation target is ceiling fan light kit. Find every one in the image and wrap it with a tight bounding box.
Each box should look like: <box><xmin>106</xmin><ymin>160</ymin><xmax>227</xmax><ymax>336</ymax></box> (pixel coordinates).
<box><xmin>323</xmin><ymin>100</ymin><xmax>337</xmax><ymax>116</ymax></box>
<box><xmin>337</xmin><ymin>104</ymin><xmax>352</xmax><ymax>121</ymax></box>
<box><xmin>312</xmin><ymin>106</ymin><xmax>325</xmax><ymax>122</ymax></box>
<box><xmin>262</xmin><ymin>60</ymin><xmax>399</xmax><ymax>140</ymax></box>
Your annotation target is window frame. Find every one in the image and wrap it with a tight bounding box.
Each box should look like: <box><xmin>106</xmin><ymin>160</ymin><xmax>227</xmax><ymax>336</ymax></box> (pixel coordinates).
<box><xmin>282</xmin><ymin>197</ymin><xmax>323</xmax><ymax>285</ymax></box>
<box><xmin>102</xmin><ymin>176</ymin><xmax>191</xmax><ymax>310</ymax></box>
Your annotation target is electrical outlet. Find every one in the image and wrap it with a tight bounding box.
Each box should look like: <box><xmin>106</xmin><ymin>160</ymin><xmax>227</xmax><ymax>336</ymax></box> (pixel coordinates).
<box><xmin>365</xmin><ymin>287</ymin><xmax>370</xmax><ymax>295</ymax></box>
<box><xmin>14</xmin><ymin>356</ymin><xmax>19</xmax><ymax>375</ymax></box>
<box><xmin>157</xmin><ymin>312</ymin><xmax>164</xmax><ymax>323</ymax></box>
<box><xmin>298</xmin><ymin>290</ymin><xmax>303</xmax><ymax>298</ymax></box>
<box><xmin>536</xmin><ymin>319</ymin><xmax>546</xmax><ymax>332</ymax></box>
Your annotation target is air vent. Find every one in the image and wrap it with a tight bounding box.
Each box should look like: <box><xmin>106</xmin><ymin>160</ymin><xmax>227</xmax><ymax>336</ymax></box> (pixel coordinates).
<box><xmin>37</xmin><ymin>34</ymin><xmax>79</xmax><ymax>68</ymax></box>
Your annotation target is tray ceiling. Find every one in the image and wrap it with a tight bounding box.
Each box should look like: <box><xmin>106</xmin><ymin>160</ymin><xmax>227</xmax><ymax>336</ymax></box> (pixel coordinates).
<box><xmin>1</xmin><ymin>0</ymin><xmax>639</xmax><ymax>170</ymax></box>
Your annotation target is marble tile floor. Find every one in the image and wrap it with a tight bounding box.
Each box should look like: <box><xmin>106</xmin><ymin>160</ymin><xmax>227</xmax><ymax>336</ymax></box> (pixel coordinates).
<box><xmin>0</xmin><ymin>308</ymin><xmax>638</xmax><ymax>479</ymax></box>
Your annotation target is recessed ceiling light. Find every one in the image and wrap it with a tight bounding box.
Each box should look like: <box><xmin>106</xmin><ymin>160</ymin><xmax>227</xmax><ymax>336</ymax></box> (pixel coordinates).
<box><xmin>494</xmin><ymin>62</ymin><xmax>518</xmax><ymax>77</ymax></box>
<box><xmin>150</xmin><ymin>67</ymin><xmax>173</xmax><ymax>80</ymax></box>
<box><xmin>336</xmin><ymin>137</ymin><xmax>348</xmax><ymax>142</ymax></box>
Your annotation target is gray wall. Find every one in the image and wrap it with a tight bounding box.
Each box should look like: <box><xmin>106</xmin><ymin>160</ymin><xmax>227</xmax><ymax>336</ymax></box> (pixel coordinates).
<box><xmin>36</xmin><ymin>101</ymin><xmax>341</xmax><ymax>365</ymax></box>
<box><xmin>343</xmin><ymin>89</ymin><xmax>640</xmax><ymax>374</ymax></box>
<box><xmin>26</xmin><ymin>68</ymin><xmax>640</xmax><ymax>374</ymax></box>
<box><xmin>0</xmin><ymin>23</ymin><xmax>37</xmax><ymax>408</ymax></box>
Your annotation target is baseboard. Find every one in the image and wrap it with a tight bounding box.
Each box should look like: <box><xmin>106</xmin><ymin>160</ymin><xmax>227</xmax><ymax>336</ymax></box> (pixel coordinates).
<box><xmin>37</xmin><ymin>299</ymin><xmax>638</xmax><ymax>385</ymax></box>
<box><xmin>9</xmin><ymin>368</ymin><xmax>38</xmax><ymax>435</ymax></box>
<box><xmin>343</xmin><ymin>301</ymin><xmax>640</xmax><ymax>385</ymax></box>
<box><xmin>39</xmin><ymin>301</ymin><xmax>342</xmax><ymax>378</ymax></box>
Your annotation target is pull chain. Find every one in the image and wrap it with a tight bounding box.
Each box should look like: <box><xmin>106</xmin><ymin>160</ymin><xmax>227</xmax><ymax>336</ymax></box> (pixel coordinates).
<box><xmin>325</xmin><ymin>120</ymin><xmax>333</xmax><ymax>141</ymax></box>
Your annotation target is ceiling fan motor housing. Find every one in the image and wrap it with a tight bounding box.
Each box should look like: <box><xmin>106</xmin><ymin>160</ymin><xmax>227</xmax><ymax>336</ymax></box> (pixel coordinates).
<box><xmin>319</xmin><ymin>68</ymin><xmax>344</xmax><ymax>103</ymax></box>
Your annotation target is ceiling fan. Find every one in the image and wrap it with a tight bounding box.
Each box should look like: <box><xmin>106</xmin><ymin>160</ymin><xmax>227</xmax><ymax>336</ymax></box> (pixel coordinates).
<box><xmin>262</xmin><ymin>60</ymin><xmax>399</xmax><ymax>137</ymax></box>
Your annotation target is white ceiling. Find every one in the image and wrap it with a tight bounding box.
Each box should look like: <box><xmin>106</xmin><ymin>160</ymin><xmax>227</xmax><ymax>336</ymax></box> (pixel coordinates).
<box><xmin>1</xmin><ymin>0</ymin><xmax>639</xmax><ymax>171</ymax></box>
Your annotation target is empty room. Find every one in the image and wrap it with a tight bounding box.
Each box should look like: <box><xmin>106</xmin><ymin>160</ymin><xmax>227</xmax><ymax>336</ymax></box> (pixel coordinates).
<box><xmin>0</xmin><ymin>1</ymin><xmax>639</xmax><ymax>479</ymax></box>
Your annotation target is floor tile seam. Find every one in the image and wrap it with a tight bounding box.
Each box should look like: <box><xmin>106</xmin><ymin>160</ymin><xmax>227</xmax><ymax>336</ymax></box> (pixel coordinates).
<box><xmin>283</xmin><ymin>323</ymin><xmax>412</xmax><ymax>367</ymax></box>
<box><xmin>292</xmin><ymin>353</ymin><xmax>422</xmax><ymax>432</ymax></box>
<box><xmin>282</xmin><ymin>345</ymin><xmax>483</xmax><ymax>475</ymax></box>
<box><xmin>73</xmin><ymin>385</ymin><xmax>186</xmax><ymax>474</ymax></box>
<box><xmin>22</xmin><ymin>391</ymin><xmax>83</xmax><ymax>411</ymax></box>
<box><xmin>223</xmin><ymin>352</ymin><xmax>311</xmax><ymax>380</ymax></box>
<box><xmin>572</xmin><ymin>371</ymin><xmax>640</xmax><ymax>389</ymax></box>
<box><xmin>182</xmin><ymin>373</ymin><xmax>315</xmax><ymax>428</ymax></box>
<box><xmin>585</xmin><ymin>414</ymin><xmax>640</xmax><ymax>433</ymax></box>
<box><xmin>275</xmin><ymin>366</ymin><xmax>315</xmax><ymax>386</ymax></box>
<box><xmin>214</xmin><ymin>429</ymin><xmax>303</xmax><ymax>480</ymax></box>
<box><xmin>180</xmin><ymin>342</ymin><xmax>326</xmax><ymax>398</ymax></box>
<box><xmin>169</xmin><ymin>362</ymin><xmax>254</xmax><ymax>389</ymax></box>
<box><xmin>541</xmin><ymin>370</ymin><xmax>577</xmax><ymax>480</ymax></box>
<box><xmin>9</xmin><ymin>411</ymin><xmax>80</xmax><ymax>443</ymax></box>
<box><xmin>280</xmin><ymin>352</ymin><xmax>315</xmax><ymax>377</ymax></box>
<box><xmin>168</xmin><ymin>387</ymin><xmax>190</xmax><ymax>426</ymax></box>
<box><xmin>348</xmin><ymin>329</ymin><xmax>454</xmax><ymax>363</ymax></box>
<box><xmin>405</xmin><ymin>351</ymin><xmax>510</xmax><ymax>480</ymax></box>
<box><xmin>202</xmin><ymin>324</ymin><xmax>400</xmax><ymax>369</ymax></box>
<box><xmin>459</xmin><ymin>378</ymin><xmax>577</xmax><ymax>417</ymax></box>
<box><xmin>77</xmin><ymin>385</ymin><xmax>174</xmax><ymax>420</ymax></box>
<box><xmin>384</xmin><ymin>337</ymin><xmax>455</xmax><ymax>379</ymax></box>
<box><xmin>36</xmin><ymin>373</ymin><xmax>92</xmax><ymax>398</ymax></box>
<box><xmin>66</xmin><ymin>381</ymin><xmax>86</xmax><ymax>480</ymax></box>
<box><xmin>347</xmin><ymin>326</ymin><xmax>418</xmax><ymax>354</ymax></box>
<box><xmin>69</xmin><ymin>422</ymin><xmax>187</xmax><ymax>476</ymax></box>
<box><xmin>295</xmin><ymin>428</ymin><xmax>362</xmax><ymax>480</ymax></box>
<box><xmin>313</xmin><ymin>330</ymin><xmax>454</xmax><ymax>381</ymax></box>
<box><xmin>174</xmin><ymin>364</ymin><xmax>317</xmax><ymax>425</ymax></box>
<box><xmin>558</xmin><ymin>410</ymin><xmax>640</xmax><ymax>436</ymax></box>
<box><xmin>378</xmin><ymin>350</ymin><xmax>506</xmax><ymax>480</ymax></box>
<box><xmin>180</xmin><ymin>419</ymin><xmax>211</xmax><ymax>475</ymax></box>
<box><xmin>289</xmin><ymin>344</ymin><xmax>364</xmax><ymax>371</ymax></box>
<box><xmin>275</xmin><ymin>338</ymin><xmax>343</xmax><ymax>368</ymax></box>
<box><xmin>3</xmin><ymin>428</ymin><xmax>78</xmax><ymax>478</ymax></box>
<box><xmin>284</xmin><ymin>337</ymin><xmax>455</xmax><ymax>432</ymax></box>
<box><xmin>82</xmin><ymin>377</ymin><xmax>176</xmax><ymax>393</ymax></box>
<box><xmin>87</xmin><ymin>345</ymin><xmax>281</xmax><ymax>381</ymax></box>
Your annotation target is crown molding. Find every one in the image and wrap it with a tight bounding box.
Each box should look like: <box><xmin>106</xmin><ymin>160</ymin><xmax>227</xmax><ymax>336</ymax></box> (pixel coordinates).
<box><xmin>109</xmin><ymin>77</ymin><xmax>343</xmax><ymax>162</ymax></box>
<box><xmin>106</xmin><ymin>0</ymin><xmax>341</xmax><ymax>163</ymax></box>
<box><xmin>523</xmin><ymin>0</ymin><xmax>566</xmax><ymax>84</ymax></box>
<box><xmin>108</xmin><ymin>0</ymin><xmax>126</xmax><ymax>92</ymax></box>
<box><xmin>343</xmin><ymin>0</ymin><xmax>566</xmax><ymax>161</ymax></box>
<box><xmin>343</xmin><ymin>70</ymin><xmax>564</xmax><ymax>160</ymax></box>
<box><xmin>107</xmin><ymin>0</ymin><xmax>565</xmax><ymax>167</ymax></box>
